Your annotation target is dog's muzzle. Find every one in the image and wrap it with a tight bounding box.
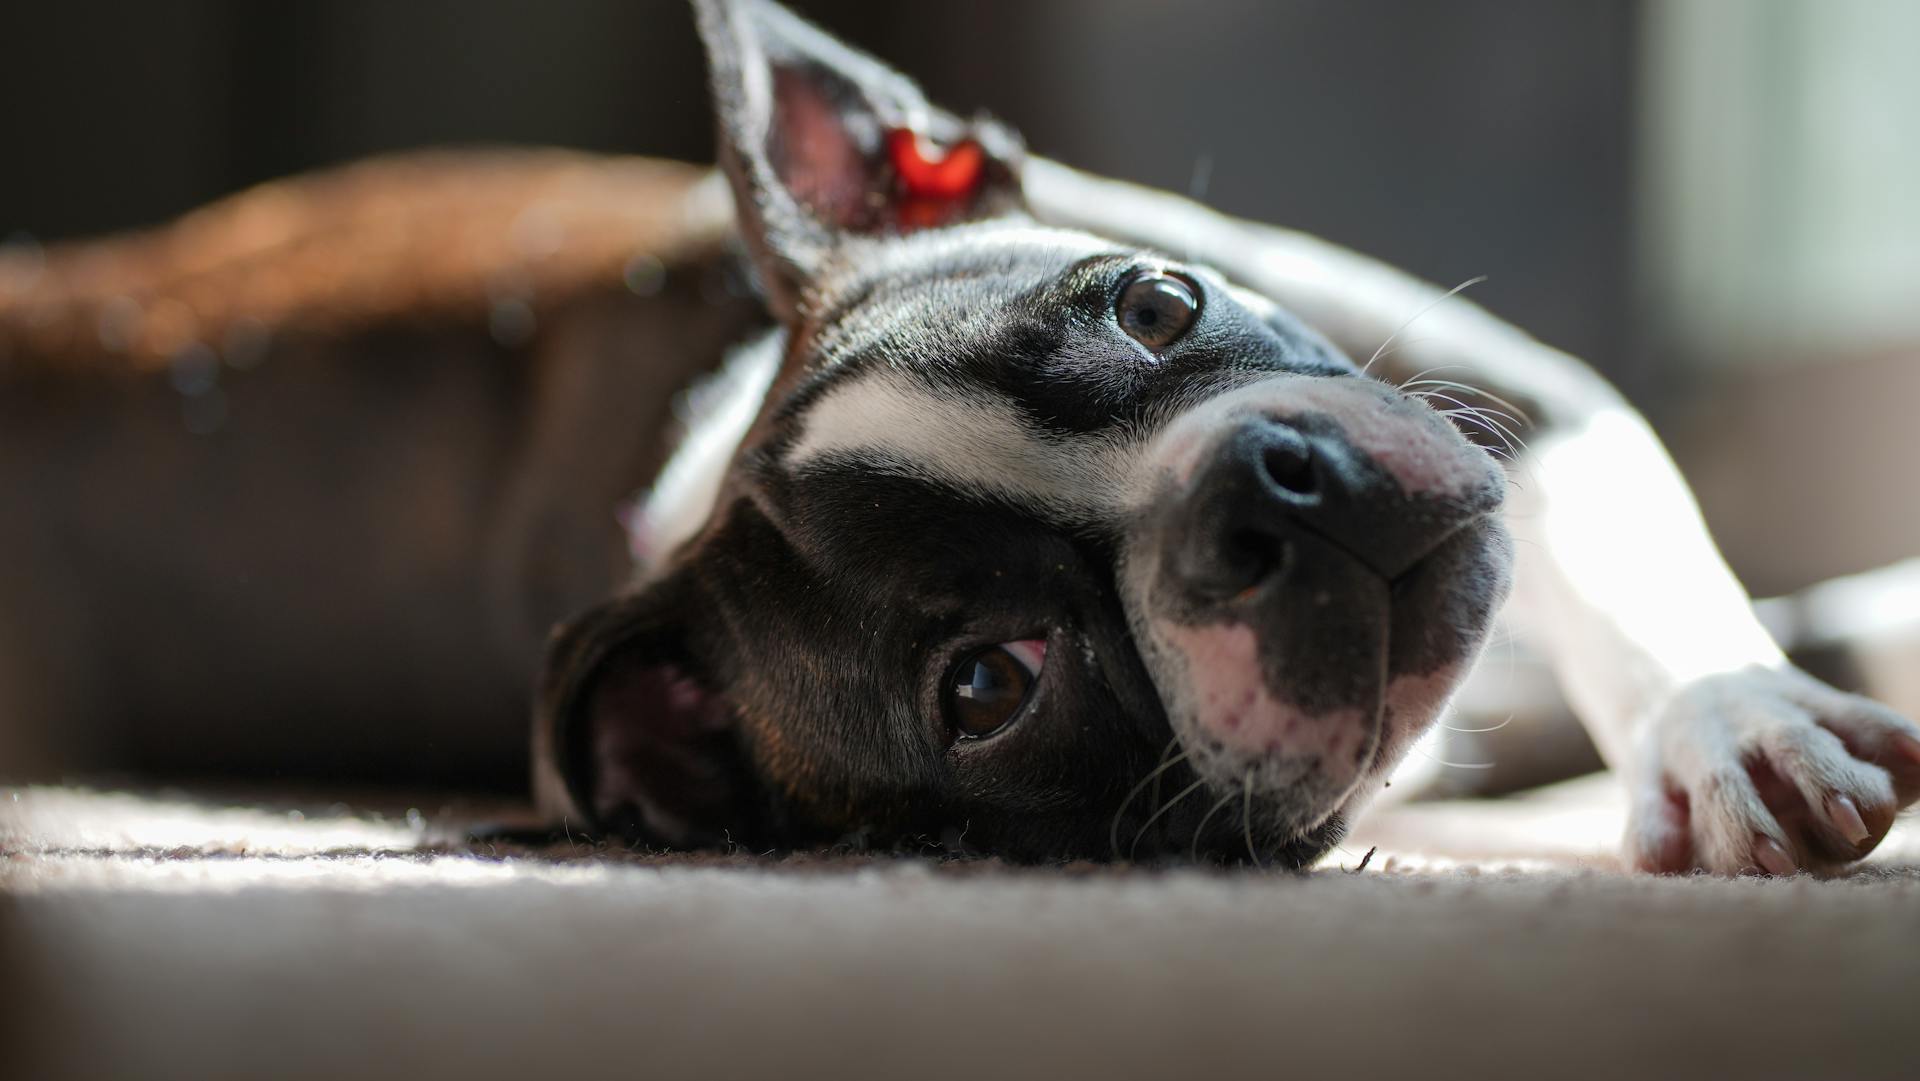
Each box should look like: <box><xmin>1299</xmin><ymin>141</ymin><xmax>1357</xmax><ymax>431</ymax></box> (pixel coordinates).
<box><xmin>1124</xmin><ymin>376</ymin><xmax>1512</xmax><ymax>843</ymax></box>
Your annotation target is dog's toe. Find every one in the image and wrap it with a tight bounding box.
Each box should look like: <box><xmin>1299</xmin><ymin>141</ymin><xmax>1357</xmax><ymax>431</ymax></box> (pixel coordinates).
<box><xmin>1624</xmin><ymin>774</ymin><xmax>1692</xmax><ymax>873</ymax></box>
<box><xmin>1691</xmin><ymin>764</ymin><xmax>1799</xmax><ymax>875</ymax></box>
<box><xmin>1748</xmin><ymin>715</ymin><xmax>1896</xmax><ymax>863</ymax></box>
<box><xmin>1785</xmin><ymin>674</ymin><xmax>1920</xmax><ymax>803</ymax></box>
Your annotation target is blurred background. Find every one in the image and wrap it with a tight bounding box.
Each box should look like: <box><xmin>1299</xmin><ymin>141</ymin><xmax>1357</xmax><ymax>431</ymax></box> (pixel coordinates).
<box><xmin>2</xmin><ymin>0</ymin><xmax>1915</xmax><ymax>595</ymax></box>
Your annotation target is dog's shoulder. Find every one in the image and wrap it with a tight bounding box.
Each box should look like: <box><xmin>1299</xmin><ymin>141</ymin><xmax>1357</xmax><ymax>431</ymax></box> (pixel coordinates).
<box><xmin>0</xmin><ymin>150</ymin><xmax>736</xmax><ymax>378</ymax></box>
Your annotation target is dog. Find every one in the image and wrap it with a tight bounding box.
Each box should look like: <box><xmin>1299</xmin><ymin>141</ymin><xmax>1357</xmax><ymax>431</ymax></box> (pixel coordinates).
<box><xmin>4</xmin><ymin>0</ymin><xmax>1917</xmax><ymax>873</ymax></box>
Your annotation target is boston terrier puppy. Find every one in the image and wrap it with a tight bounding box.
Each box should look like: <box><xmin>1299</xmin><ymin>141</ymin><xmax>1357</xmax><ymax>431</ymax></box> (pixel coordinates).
<box><xmin>532</xmin><ymin>0</ymin><xmax>1920</xmax><ymax>872</ymax></box>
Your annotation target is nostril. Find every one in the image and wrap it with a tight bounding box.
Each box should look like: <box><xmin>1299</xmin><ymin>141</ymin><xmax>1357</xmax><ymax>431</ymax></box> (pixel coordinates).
<box><xmin>1205</xmin><ymin>530</ymin><xmax>1291</xmax><ymax>601</ymax></box>
<box><xmin>1228</xmin><ymin>528</ymin><xmax>1285</xmax><ymax>574</ymax></box>
<box><xmin>1261</xmin><ymin>438</ymin><xmax>1317</xmax><ymax>497</ymax></box>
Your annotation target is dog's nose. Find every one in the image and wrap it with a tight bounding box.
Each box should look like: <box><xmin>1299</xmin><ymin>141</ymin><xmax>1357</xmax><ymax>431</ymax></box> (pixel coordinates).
<box><xmin>1170</xmin><ymin>415</ymin><xmax>1463</xmax><ymax>596</ymax></box>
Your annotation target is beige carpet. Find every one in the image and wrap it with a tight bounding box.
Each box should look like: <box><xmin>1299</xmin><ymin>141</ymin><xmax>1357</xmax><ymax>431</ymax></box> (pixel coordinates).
<box><xmin>4</xmin><ymin>778</ymin><xmax>1916</xmax><ymax>1081</ymax></box>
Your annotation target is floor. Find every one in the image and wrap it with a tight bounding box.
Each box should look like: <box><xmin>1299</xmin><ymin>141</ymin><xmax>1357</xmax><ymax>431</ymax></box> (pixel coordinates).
<box><xmin>4</xmin><ymin>777</ymin><xmax>1916</xmax><ymax>1081</ymax></box>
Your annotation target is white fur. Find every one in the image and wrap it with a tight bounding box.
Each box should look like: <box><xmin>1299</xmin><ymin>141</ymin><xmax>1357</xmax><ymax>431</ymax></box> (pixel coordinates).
<box><xmin>785</xmin><ymin>368</ymin><xmax>1145</xmax><ymax>524</ymax></box>
<box><xmin>626</xmin><ymin>333</ymin><xmax>783</xmax><ymax>567</ymax></box>
<box><xmin>1502</xmin><ymin>407</ymin><xmax>1920</xmax><ymax>872</ymax></box>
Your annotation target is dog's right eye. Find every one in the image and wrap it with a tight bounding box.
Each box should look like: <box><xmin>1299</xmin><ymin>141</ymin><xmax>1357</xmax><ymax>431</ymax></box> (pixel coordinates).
<box><xmin>1116</xmin><ymin>272</ymin><xmax>1200</xmax><ymax>350</ymax></box>
<box><xmin>944</xmin><ymin>640</ymin><xmax>1046</xmax><ymax>739</ymax></box>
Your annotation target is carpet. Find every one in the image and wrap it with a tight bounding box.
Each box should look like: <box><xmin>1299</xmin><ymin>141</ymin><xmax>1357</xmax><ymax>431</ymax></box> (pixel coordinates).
<box><xmin>4</xmin><ymin>778</ymin><xmax>1916</xmax><ymax>1081</ymax></box>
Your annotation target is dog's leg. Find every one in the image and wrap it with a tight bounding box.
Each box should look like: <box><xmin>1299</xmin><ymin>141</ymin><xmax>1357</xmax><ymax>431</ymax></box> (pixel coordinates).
<box><xmin>1028</xmin><ymin>160</ymin><xmax>1920</xmax><ymax>873</ymax></box>
<box><xmin>1492</xmin><ymin>405</ymin><xmax>1920</xmax><ymax>874</ymax></box>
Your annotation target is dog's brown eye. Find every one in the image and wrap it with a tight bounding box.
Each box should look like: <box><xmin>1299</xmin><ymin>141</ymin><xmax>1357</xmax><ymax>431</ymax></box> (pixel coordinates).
<box><xmin>945</xmin><ymin>640</ymin><xmax>1046</xmax><ymax>739</ymax></box>
<box><xmin>1117</xmin><ymin>273</ymin><xmax>1199</xmax><ymax>350</ymax></box>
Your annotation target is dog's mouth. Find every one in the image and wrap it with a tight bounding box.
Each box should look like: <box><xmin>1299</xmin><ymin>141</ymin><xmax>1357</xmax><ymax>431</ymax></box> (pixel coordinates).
<box><xmin>1128</xmin><ymin>516</ymin><xmax>1508</xmax><ymax>865</ymax></box>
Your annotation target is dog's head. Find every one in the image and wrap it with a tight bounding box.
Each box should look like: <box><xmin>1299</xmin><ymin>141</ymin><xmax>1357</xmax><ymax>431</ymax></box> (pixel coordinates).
<box><xmin>534</xmin><ymin>0</ymin><xmax>1512</xmax><ymax>864</ymax></box>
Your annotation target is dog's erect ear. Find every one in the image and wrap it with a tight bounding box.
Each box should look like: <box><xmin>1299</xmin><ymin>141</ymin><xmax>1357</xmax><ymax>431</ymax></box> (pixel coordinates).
<box><xmin>533</xmin><ymin>573</ymin><xmax>771</xmax><ymax>848</ymax></box>
<box><xmin>693</xmin><ymin>0</ymin><xmax>1025</xmax><ymax>321</ymax></box>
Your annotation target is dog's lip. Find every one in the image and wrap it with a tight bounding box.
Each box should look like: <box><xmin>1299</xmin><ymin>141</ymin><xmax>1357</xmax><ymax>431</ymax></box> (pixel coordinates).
<box><xmin>1386</xmin><ymin>512</ymin><xmax>1492</xmax><ymax>587</ymax></box>
<box><xmin>1330</xmin><ymin>521</ymin><xmax>1496</xmax><ymax>814</ymax></box>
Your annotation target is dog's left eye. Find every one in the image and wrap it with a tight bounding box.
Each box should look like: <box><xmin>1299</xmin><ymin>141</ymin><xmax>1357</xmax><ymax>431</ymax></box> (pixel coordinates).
<box><xmin>1117</xmin><ymin>272</ymin><xmax>1199</xmax><ymax>350</ymax></box>
<box><xmin>945</xmin><ymin>640</ymin><xmax>1047</xmax><ymax>739</ymax></box>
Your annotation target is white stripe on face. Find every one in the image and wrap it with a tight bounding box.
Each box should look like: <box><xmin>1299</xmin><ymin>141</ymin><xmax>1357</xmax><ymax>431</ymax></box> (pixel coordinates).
<box><xmin>784</xmin><ymin>368</ymin><xmax>1148</xmax><ymax>525</ymax></box>
<box><xmin>784</xmin><ymin>366</ymin><xmax>1488</xmax><ymax>533</ymax></box>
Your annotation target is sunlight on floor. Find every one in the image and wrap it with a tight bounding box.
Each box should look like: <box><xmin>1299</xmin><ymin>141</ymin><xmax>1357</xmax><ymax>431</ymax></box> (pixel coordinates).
<box><xmin>2</xmin><ymin>785</ymin><xmax>421</xmax><ymax>854</ymax></box>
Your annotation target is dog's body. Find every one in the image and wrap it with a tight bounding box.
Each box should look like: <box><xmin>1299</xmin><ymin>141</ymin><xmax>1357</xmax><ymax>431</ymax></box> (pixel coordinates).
<box><xmin>5</xmin><ymin>0</ymin><xmax>1917</xmax><ymax>872</ymax></box>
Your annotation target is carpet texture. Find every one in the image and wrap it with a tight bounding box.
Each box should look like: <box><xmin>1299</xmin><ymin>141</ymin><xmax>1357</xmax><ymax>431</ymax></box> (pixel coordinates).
<box><xmin>4</xmin><ymin>778</ymin><xmax>1916</xmax><ymax>1081</ymax></box>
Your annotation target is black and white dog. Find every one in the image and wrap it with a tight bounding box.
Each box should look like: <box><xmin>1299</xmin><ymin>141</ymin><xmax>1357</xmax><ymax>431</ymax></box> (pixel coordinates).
<box><xmin>5</xmin><ymin>0</ymin><xmax>1915</xmax><ymax>875</ymax></box>
<box><xmin>532</xmin><ymin>0</ymin><xmax>1920</xmax><ymax>872</ymax></box>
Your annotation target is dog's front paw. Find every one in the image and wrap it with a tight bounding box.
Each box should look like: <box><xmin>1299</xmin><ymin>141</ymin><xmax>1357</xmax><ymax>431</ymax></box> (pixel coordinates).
<box><xmin>1624</xmin><ymin>666</ymin><xmax>1920</xmax><ymax>875</ymax></box>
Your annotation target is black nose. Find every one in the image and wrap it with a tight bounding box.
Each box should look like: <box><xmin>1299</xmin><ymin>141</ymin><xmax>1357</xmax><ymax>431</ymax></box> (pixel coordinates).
<box><xmin>1169</xmin><ymin>416</ymin><xmax>1465</xmax><ymax>597</ymax></box>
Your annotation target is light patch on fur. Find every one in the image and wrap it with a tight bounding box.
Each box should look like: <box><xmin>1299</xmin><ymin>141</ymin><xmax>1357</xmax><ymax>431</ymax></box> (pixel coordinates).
<box><xmin>626</xmin><ymin>333</ymin><xmax>783</xmax><ymax>567</ymax></box>
<box><xmin>786</xmin><ymin>368</ymin><xmax>1145</xmax><ymax>523</ymax></box>
<box><xmin>1375</xmin><ymin>665</ymin><xmax>1466</xmax><ymax>774</ymax></box>
<box><xmin>1162</xmin><ymin>621</ymin><xmax>1371</xmax><ymax>773</ymax></box>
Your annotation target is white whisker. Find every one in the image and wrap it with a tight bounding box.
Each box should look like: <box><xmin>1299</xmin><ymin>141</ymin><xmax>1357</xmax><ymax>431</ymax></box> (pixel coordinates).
<box><xmin>1131</xmin><ymin>776</ymin><xmax>1208</xmax><ymax>860</ymax></box>
<box><xmin>1361</xmin><ymin>276</ymin><xmax>1488</xmax><ymax>377</ymax></box>
<box><xmin>1398</xmin><ymin>377</ymin><xmax>1534</xmax><ymax>426</ymax></box>
<box><xmin>1109</xmin><ymin>741</ymin><xmax>1189</xmax><ymax>858</ymax></box>
<box><xmin>1419</xmin><ymin>397</ymin><xmax>1532</xmax><ymax>457</ymax></box>
<box><xmin>1240</xmin><ymin>770</ymin><xmax>1262</xmax><ymax>869</ymax></box>
<box><xmin>1411</xmin><ymin>744</ymin><xmax>1497</xmax><ymax>770</ymax></box>
<box><xmin>1189</xmin><ymin>790</ymin><xmax>1241</xmax><ymax>862</ymax></box>
<box><xmin>1439</xmin><ymin>712</ymin><xmax>1515</xmax><ymax>735</ymax></box>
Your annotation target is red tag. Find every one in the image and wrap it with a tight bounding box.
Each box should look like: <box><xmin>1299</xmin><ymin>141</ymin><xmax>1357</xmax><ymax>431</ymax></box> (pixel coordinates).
<box><xmin>887</xmin><ymin>128</ymin><xmax>985</xmax><ymax>202</ymax></box>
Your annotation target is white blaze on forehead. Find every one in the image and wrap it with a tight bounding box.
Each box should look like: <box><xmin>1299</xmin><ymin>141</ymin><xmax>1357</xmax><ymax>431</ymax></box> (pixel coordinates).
<box><xmin>786</xmin><ymin>368</ymin><xmax>1148</xmax><ymax>523</ymax></box>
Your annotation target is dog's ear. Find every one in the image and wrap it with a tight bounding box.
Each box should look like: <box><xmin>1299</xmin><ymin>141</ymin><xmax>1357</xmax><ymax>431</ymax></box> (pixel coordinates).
<box><xmin>533</xmin><ymin>571</ymin><xmax>770</xmax><ymax>848</ymax></box>
<box><xmin>693</xmin><ymin>0</ymin><xmax>1025</xmax><ymax>321</ymax></box>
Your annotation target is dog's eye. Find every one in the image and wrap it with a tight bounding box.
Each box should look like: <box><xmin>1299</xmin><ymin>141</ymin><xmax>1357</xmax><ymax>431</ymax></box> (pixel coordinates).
<box><xmin>1116</xmin><ymin>272</ymin><xmax>1199</xmax><ymax>350</ymax></box>
<box><xmin>945</xmin><ymin>640</ymin><xmax>1046</xmax><ymax>739</ymax></box>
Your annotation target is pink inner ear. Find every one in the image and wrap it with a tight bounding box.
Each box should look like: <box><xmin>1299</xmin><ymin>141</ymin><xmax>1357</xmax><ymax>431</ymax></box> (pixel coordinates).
<box><xmin>887</xmin><ymin>129</ymin><xmax>984</xmax><ymax>201</ymax></box>
<box><xmin>771</xmin><ymin>67</ymin><xmax>871</xmax><ymax>227</ymax></box>
<box><xmin>586</xmin><ymin>659</ymin><xmax>737</xmax><ymax>838</ymax></box>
